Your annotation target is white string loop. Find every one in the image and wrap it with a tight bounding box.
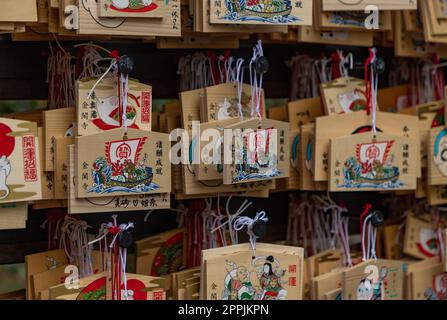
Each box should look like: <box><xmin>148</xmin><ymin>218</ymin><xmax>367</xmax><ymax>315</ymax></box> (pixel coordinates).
<box><xmin>233</xmin><ymin>211</ymin><xmax>268</xmax><ymax>257</ymax></box>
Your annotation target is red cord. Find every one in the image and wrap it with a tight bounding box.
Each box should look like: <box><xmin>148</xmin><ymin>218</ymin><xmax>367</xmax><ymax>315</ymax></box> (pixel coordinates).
<box><xmin>364</xmin><ymin>49</ymin><xmax>375</xmax><ymax>115</ymax></box>
<box><xmin>359</xmin><ymin>203</ymin><xmax>373</xmax><ymax>258</ymax></box>
<box><xmin>331</xmin><ymin>52</ymin><xmax>342</xmax><ymax>80</ymax></box>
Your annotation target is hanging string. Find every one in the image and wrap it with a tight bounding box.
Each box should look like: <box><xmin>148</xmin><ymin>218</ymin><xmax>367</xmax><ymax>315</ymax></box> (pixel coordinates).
<box><xmin>235</xmin><ymin>58</ymin><xmax>245</xmax><ymax>121</ymax></box>
<box><xmin>431</xmin><ymin>55</ymin><xmax>445</xmax><ymax>101</ymax></box>
<box><xmin>249</xmin><ymin>41</ymin><xmax>264</xmax><ymax>121</ymax></box>
<box><xmin>233</xmin><ymin>211</ymin><xmax>268</xmax><ymax>258</ymax></box>
<box><xmin>47</xmin><ymin>41</ymin><xmax>76</xmax><ymax>109</ymax></box>
<box><xmin>86</xmin><ymin>57</ymin><xmax>118</xmax><ymax>100</ymax></box>
<box><xmin>364</xmin><ymin>48</ymin><xmax>379</xmax><ymax>135</ymax></box>
<box><xmin>88</xmin><ymin>216</ymin><xmax>134</xmax><ymax>300</ymax></box>
<box><xmin>211</xmin><ymin>196</ymin><xmax>253</xmax><ymax>245</ymax></box>
<box><xmin>339</xmin><ymin>51</ymin><xmax>354</xmax><ymax>78</ymax></box>
<box><xmin>120</xmin><ymin>72</ymin><xmax>129</xmax><ymax>135</ymax></box>
<box><xmin>57</xmin><ymin>216</ymin><xmax>94</xmax><ymax>278</ymax></box>
<box><xmin>360</xmin><ymin>207</ymin><xmax>378</xmax><ymax>262</ymax></box>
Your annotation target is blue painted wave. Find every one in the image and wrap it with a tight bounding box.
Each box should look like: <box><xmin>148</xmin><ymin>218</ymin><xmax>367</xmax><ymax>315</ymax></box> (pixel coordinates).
<box><xmin>337</xmin><ymin>180</ymin><xmax>405</xmax><ymax>190</ymax></box>
<box><xmin>219</xmin><ymin>14</ymin><xmax>301</xmax><ymax>24</ymax></box>
<box><xmin>233</xmin><ymin>170</ymin><xmax>280</xmax><ymax>183</ymax></box>
<box><xmin>88</xmin><ymin>183</ymin><xmax>160</xmax><ymax>194</ymax></box>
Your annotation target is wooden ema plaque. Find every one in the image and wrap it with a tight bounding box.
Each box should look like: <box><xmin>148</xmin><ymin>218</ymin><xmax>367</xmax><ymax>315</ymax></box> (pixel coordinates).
<box><xmin>202</xmin><ymin>243</ymin><xmax>304</xmax><ymax>300</ymax></box>
<box><xmin>223</xmin><ymin>119</ymin><xmax>290</xmax><ymax>185</ymax></box>
<box><xmin>311</xmin><ymin>268</ymin><xmax>346</xmax><ymax>300</ymax></box>
<box><xmin>403</xmin><ymin>214</ymin><xmax>444</xmax><ymax>259</ymax></box>
<box><xmin>298</xmin><ymin>26</ymin><xmax>374</xmax><ymax>47</ymax></box>
<box><xmin>329</xmin><ymin>132</ymin><xmax>417</xmax><ymax>192</ymax></box>
<box><xmin>37</xmin><ymin>127</ymin><xmax>54</xmax><ymax>200</ymax></box>
<box><xmin>0</xmin><ymin>117</ymin><xmax>42</xmax><ymax>204</ymax></box>
<box><xmin>0</xmin><ymin>202</ymin><xmax>27</xmax><ymax>230</ymax></box>
<box><xmin>67</xmin><ymin>145</ymin><xmax>170</xmax><ymax>214</ymax></box>
<box><xmin>118</xmin><ymin>273</ymin><xmax>167</xmax><ymax>300</ymax></box>
<box><xmin>322</xmin><ymin>0</ymin><xmax>417</xmax><ymax>11</ymax></box>
<box><xmin>317</xmin><ymin>0</ymin><xmax>392</xmax><ymax>31</ymax></box>
<box><xmin>49</xmin><ymin>273</ymin><xmax>108</xmax><ymax>300</ymax></box>
<box><xmin>54</xmin><ymin>137</ymin><xmax>74</xmax><ymax>200</ymax></box>
<box><xmin>77</xmin><ymin>0</ymin><xmax>181</xmax><ymax>37</ymax></box>
<box><xmin>209</xmin><ymin>0</ymin><xmax>312</xmax><ymax>26</ymax></box>
<box><xmin>315</xmin><ymin>111</ymin><xmax>421</xmax><ymax>182</ymax></box>
<box><xmin>0</xmin><ymin>0</ymin><xmax>38</xmax><ymax>22</ymax></box>
<box><xmin>49</xmin><ymin>273</ymin><xmax>166</xmax><ymax>300</ymax></box>
<box><xmin>77</xmin><ymin>77</ymin><xmax>152</xmax><ymax>136</ymax></box>
<box><xmin>43</xmin><ymin>107</ymin><xmax>76</xmax><ymax>172</ymax></box>
<box><xmin>320</xmin><ymin>77</ymin><xmax>367</xmax><ymax>116</ymax></box>
<box><xmin>304</xmin><ymin>249</ymin><xmax>344</xmax><ymax>299</ymax></box>
<box><xmin>195</xmin><ymin>0</ymin><xmax>288</xmax><ymax>33</ymax></box>
<box><xmin>98</xmin><ymin>0</ymin><xmax>165</xmax><ymax>18</ymax></box>
<box><xmin>75</xmin><ymin>128</ymin><xmax>171</xmax><ymax>199</ymax></box>
<box><xmin>342</xmin><ymin>260</ymin><xmax>407</xmax><ymax>300</ymax></box>
<box><xmin>180</xmin><ymin>88</ymin><xmax>203</xmax><ymax>132</ymax></box>
<box><xmin>135</xmin><ymin>228</ymin><xmax>186</xmax><ymax>277</ymax></box>
<box><xmin>194</xmin><ymin>118</ymin><xmax>241</xmax><ymax>181</ymax></box>
<box><xmin>203</xmin><ymin>83</ymin><xmax>266</xmax><ymax>123</ymax></box>
<box><xmin>299</xmin><ymin>123</ymin><xmax>325</xmax><ymax>191</ymax></box>
<box><xmin>428</xmin><ymin>127</ymin><xmax>447</xmax><ymax>186</ymax></box>
<box><xmin>25</xmin><ymin>249</ymin><xmax>68</xmax><ymax>300</ymax></box>
<box><xmin>171</xmin><ymin>267</ymin><xmax>201</xmax><ymax>300</ymax></box>
<box><xmin>410</xmin><ymin>261</ymin><xmax>447</xmax><ymax>300</ymax></box>
<box><xmin>287</xmin><ymin>97</ymin><xmax>323</xmax><ymax>131</ymax></box>
<box><xmin>399</xmin><ymin>100</ymin><xmax>444</xmax><ymax>169</ymax></box>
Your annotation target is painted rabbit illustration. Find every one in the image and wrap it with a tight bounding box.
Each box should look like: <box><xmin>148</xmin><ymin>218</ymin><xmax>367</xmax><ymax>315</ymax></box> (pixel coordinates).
<box><xmin>0</xmin><ymin>155</ymin><xmax>11</xmax><ymax>200</ymax></box>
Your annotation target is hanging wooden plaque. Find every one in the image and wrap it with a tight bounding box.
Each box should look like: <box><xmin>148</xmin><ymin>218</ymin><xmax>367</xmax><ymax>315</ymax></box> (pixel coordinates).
<box><xmin>77</xmin><ymin>0</ymin><xmax>181</xmax><ymax>36</ymax></box>
<box><xmin>428</xmin><ymin>127</ymin><xmax>447</xmax><ymax>186</ymax></box>
<box><xmin>321</xmin><ymin>77</ymin><xmax>367</xmax><ymax>116</ymax></box>
<box><xmin>311</xmin><ymin>268</ymin><xmax>344</xmax><ymax>300</ymax></box>
<box><xmin>410</xmin><ymin>262</ymin><xmax>447</xmax><ymax>300</ymax></box>
<box><xmin>49</xmin><ymin>273</ymin><xmax>108</xmax><ymax>300</ymax></box>
<box><xmin>329</xmin><ymin>132</ymin><xmax>417</xmax><ymax>192</ymax></box>
<box><xmin>75</xmin><ymin>128</ymin><xmax>171</xmax><ymax>198</ymax></box>
<box><xmin>0</xmin><ymin>0</ymin><xmax>38</xmax><ymax>22</ymax></box>
<box><xmin>25</xmin><ymin>249</ymin><xmax>68</xmax><ymax>300</ymax></box>
<box><xmin>77</xmin><ymin>77</ymin><xmax>152</xmax><ymax>136</ymax></box>
<box><xmin>315</xmin><ymin>111</ymin><xmax>421</xmax><ymax>182</ymax></box>
<box><xmin>202</xmin><ymin>243</ymin><xmax>304</xmax><ymax>300</ymax></box>
<box><xmin>222</xmin><ymin>119</ymin><xmax>290</xmax><ymax>185</ymax></box>
<box><xmin>43</xmin><ymin>108</ymin><xmax>76</xmax><ymax>172</ymax></box>
<box><xmin>194</xmin><ymin>118</ymin><xmax>241</xmax><ymax>181</ymax></box>
<box><xmin>322</xmin><ymin>0</ymin><xmax>417</xmax><ymax>11</ymax></box>
<box><xmin>67</xmin><ymin>145</ymin><xmax>169</xmax><ymax>214</ymax></box>
<box><xmin>0</xmin><ymin>202</ymin><xmax>28</xmax><ymax>230</ymax></box>
<box><xmin>180</xmin><ymin>88</ymin><xmax>203</xmax><ymax>132</ymax></box>
<box><xmin>116</xmin><ymin>273</ymin><xmax>167</xmax><ymax>300</ymax></box>
<box><xmin>171</xmin><ymin>267</ymin><xmax>201</xmax><ymax>300</ymax></box>
<box><xmin>209</xmin><ymin>0</ymin><xmax>312</xmax><ymax>26</ymax></box>
<box><xmin>287</xmin><ymin>97</ymin><xmax>323</xmax><ymax>131</ymax></box>
<box><xmin>203</xmin><ymin>83</ymin><xmax>266</xmax><ymax>123</ymax></box>
<box><xmin>0</xmin><ymin>118</ymin><xmax>42</xmax><ymax>204</ymax></box>
<box><xmin>403</xmin><ymin>214</ymin><xmax>442</xmax><ymax>259</ymax></box>
<box><xmin>342</xmin><ymin>260</ymin><xmax>406</xmax><ymax>300</ymax></box>
<box><xmin>298</xmin><ymin>26</ymin><xmax>374</xmax><ymax>47</ymax></box>
<box><xmin>38</xmin><ymin>127</ymin><xmax>54</xmax><ymax>200</ymax></box>
<box><xmin>135</xmin><ymin>228</ymin><xmax>186</xmax><ymax>277</ymax></box>
<box><xmin>54</xmin><ymin>137</ymin><xmax>74</xmax><ymax>200</ymax></box>
<box><xmin>98</xmin><ymin>0</ymin><xmax>165</xmax><ymax>18</ymax></box>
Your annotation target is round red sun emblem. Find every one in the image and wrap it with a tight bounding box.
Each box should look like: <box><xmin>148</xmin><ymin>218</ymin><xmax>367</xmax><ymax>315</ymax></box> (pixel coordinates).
<box><xmin>366</xmin><ymin>145</ymin><xmax>380</xmax><ymax>161</ymax></box>
<box><xmin>116</xmin><ymin>142</ymin><xmax>131</xmax><ymax>159</ymax></box>
<box><xmin>0</xmin><ymin>123</ymin><xmax>15</xmax><ymax>158</ymax></box>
